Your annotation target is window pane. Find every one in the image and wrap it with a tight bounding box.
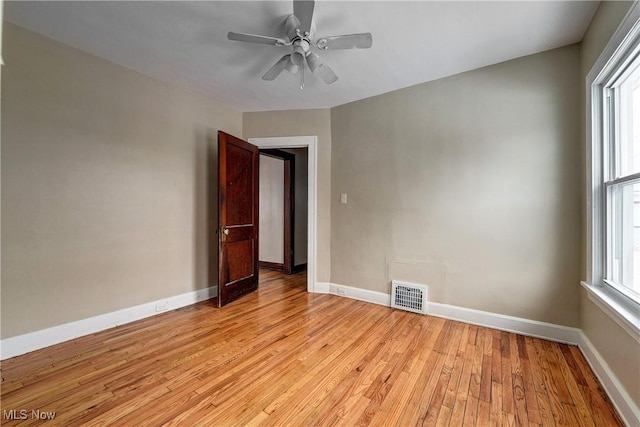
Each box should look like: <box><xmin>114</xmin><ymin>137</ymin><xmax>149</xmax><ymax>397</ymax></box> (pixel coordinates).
<box><xmin>618</xmin><ymin>58</ymin><xmax>640</xmax><ymax>176</ymax></box>
<box><xmin>608</xmin><ymin>180</ymin><xmax>640</xmax><ymax>300</ymax></box>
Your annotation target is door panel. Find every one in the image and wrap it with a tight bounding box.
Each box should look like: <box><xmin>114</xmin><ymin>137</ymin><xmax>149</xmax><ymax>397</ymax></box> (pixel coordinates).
<box><xmin>218</xmin><ymin>131</ymin><xmax>259</xmax><ymax>307</ymax></box>
<box><xmin>225</xmin><ymin>143</ymin><xmax>255</xmax><ymax>225</ymax></box>
<box><xmin>226</xmin><ymin>240</ymin><xmax>254</xmax><ymax>283</ymax></box>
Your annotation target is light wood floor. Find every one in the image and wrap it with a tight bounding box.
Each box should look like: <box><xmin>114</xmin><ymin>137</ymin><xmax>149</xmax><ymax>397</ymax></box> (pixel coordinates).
<box><xmin>1</xmin><ymin>270</ymin><xmax>623</xmax><ymax>426</ymax></box>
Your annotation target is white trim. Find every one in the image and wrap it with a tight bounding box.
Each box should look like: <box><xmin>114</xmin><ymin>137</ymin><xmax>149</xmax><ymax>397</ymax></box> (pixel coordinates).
<box><xmin>586</xmin><ymin>2</ymin><xmax>640</xmax><ymax>85</ymax></box>
<box><xmin>248</xmin><ymin>136</ymin><xmax>318</xmax><ymax>294</ymax></box>
<box><xmin>0</xmin><ymin>286</ymin><xmax>217</xmax><ymax>360</ymax></box>
<box><xmin>324</xmin><ymin>283</ymin><xmax>391</xmax><ymax>307</ymax></box>
<box><xmin>581</xmin><ymin>281</ymin><xmax>640</xmax><ymax>343</ymax></box>
<box><xmin>314</xmin><ymin>281</ymin><xmax>331</xmax><ymax>294</ymax></box>
<box><xmin>425</xmin><ymin>302</ymin><xmax>580</xmax><ymax>344</ymax></box>
<box><xmin>578</xmin><ymin>331</ymin><xmax>640</xmax><ymax>427</ymax></box>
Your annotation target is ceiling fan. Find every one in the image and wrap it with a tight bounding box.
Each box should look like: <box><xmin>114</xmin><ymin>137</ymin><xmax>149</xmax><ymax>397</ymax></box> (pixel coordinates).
<box><xmin>227</xmin><ymin>0</ymin><xmax>372</xmax><ymax>89</ymax></box>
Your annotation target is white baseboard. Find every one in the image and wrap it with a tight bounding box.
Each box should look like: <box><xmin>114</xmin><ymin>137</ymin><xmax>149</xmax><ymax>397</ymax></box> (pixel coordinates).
<box><xmin>321</xmin><ymin>282</ymin><xmax>579</xmax><ymax>343</ymax></box>
<box><xmin>314</xmin><ymin>281</ymin><xmax>331</xmax><ymax>294</ymax></box>
<box><xmin>316</xmin><ymin>282</ymin><xmax>390</xmax><ymax>307</ymax></box>
<box><xmin>577</xmin><ymin>331</ymin><xmax>640</xmax><ymax>427</ymax></box>
<box><xmin>425</xmin><ymin>301</ymin><xmax>581</xmax><ymax>344</ymax></box>
<box><xmin>0</xmin><ymin>286</ymin><xmax>217</xmax><ymax>360</ymax></box>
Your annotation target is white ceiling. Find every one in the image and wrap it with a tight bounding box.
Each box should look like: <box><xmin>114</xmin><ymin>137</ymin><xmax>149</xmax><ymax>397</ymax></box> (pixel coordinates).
<box><xmin>5</xmin><ymin>1</ymin><xmax>599</xmax><ymax>112</ymax></box>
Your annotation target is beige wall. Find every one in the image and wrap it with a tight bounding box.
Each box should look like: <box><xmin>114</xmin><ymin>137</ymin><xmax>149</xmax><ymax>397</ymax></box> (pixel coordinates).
<box><xmin>259</xmin><ymin>155</ymin><xmax>285</xmax><ymax>264</ymax></box>
<box><xmin>243</xmin><ymin>109</ymin><xmax>331</xmax><ymax>282</ymax></box>
<box><xmin>1</xmin><ymin>23</ymin><xmax>242</xmax><ymax>338</ymax></box>
<box><xmin>579</xmin><ymin>1</ymin><xmax>640</xmax><ymax>408</ymax></box>
<box><xmin>331</xmin><ymin>45</ymin><xmax>582</xmax><ymax>327</ymax></box>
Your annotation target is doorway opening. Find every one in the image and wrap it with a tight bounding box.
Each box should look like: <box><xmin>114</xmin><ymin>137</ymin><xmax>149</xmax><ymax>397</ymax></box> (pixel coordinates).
<box><xmin>259</xmin><ymin>149</ymin><xmax>297</xmax><ymax>274</ymax></box>
<box><xmin>249</xmin><ymin>136</ymin><xmax>317</xmax><ymax>293</ymax></box>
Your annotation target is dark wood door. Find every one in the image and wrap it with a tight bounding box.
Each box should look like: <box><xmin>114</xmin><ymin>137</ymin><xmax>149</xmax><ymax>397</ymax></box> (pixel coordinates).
<box><xmin>218</xmin><ymin>131</ymin><xmax>259</xmax><ymax>307</ymax></box>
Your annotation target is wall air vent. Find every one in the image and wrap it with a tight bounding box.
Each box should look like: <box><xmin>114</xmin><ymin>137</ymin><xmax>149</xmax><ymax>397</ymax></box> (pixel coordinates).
<box><xmin>391</xmin><ymin>280</ymin><xmax>428</xmax><ymax>315</ymax></box>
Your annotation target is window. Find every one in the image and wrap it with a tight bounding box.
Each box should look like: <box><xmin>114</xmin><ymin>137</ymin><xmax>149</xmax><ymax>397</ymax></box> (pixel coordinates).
<box><xmin>586</xmin><ymin>5</ymin><xmax>640</xmax><ymax>336</ymax></box>
<box><xmin>603</xmin><ymin>54</ymin><xmax>640</xmax><ymax>303</ymax></box>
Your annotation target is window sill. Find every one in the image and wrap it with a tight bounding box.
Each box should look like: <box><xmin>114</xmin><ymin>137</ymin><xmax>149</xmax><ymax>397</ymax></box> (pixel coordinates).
<box><xmin>581</xmin><ymin>281</ymin><xmax>640</xmax><ymax>344</ymax></box>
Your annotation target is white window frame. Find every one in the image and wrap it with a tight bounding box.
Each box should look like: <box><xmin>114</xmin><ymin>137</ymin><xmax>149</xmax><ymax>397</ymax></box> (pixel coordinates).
<box><xmin>603</xmin><ymin>48</ymin><xmax>640</xmax><ymax>303</ymax></box>
<box><xmin>584</xmin><ymin>3</ymin><xmax>640</xmax><ymax>343</ymax></box>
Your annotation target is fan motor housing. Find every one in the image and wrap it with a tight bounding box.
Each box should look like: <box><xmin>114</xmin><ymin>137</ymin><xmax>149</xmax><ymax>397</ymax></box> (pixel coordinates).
<box><xmin>285</xmin><ymin>14</ymin><xmax>315</xmax><ymax>41</ymax></box>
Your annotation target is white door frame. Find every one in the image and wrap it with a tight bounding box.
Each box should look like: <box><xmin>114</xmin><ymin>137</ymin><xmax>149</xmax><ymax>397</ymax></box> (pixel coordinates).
<box><xmin>249</xmin><ymin>136</ymin><xmax>317</xmax><ymax>293</ymax></box>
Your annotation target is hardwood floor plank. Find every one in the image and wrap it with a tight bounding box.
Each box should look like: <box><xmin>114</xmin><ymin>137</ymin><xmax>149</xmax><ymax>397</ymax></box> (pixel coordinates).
<box><xmin>419</xmin><ymin>322</ymin><xmax>464</xmax><ymax>425</ymax></box>
<box><xmin>512</xmin><ymin>373</ymin><xmax>529</xmax><ymax>426</ymax></box>
<box><xmin>407</xmin><ymin>353</ymin><xmax>446</xmax><ymax>426</ymax></box>
<box><xmin>500</xmin><ymin>331</ymin><xmax>515</xmax><ymax>415</ymax></box>
<box><xmin>526</xmin><ymin>336</ymin><xmax>550</xmax><ymax>394</ymax></box>
<box><xmin>450</xmin><ymin>326</ymin><xmax>478</xmax><ymax>425</ymax></box>
<box><xmin>462</xmin><ymin>394</ymin><xmax>479</xmax><ymax>427</ymax></box>
<box><xmin>542</xmin><ymin>341</ymin><xmax>574</xmax><ymax>405</ymax></box>
<box><xmin>535</xmin><ymin>390</ymin><xmax>558</xmax><ymax>427</ymax></box>
<box><xmin>395</xmin><ymin>341</ymin><xmax>445</xmax><ymax>425</ymax></box>
<box><xmin>336</xmin><ymin>395</ymin><xmax>372</xmax><ymax>426</ymax></box>
<box><xmin>536</xmin><ymin>340</ymin><xmax>575</xmax><ymax>426</ymax></box>
<box><xmin>352</xmin><ymin>321</ymin><xmax>433</xmax><ymax>426</ymax></box>
<box><xmin>561</xmin><ymin>402</ymin><xmax>582</xmax><ymax>426</ymax></box>
<box><xmin>265</xmin><ymin>314</ymin><xmax>409</xmax><ymax>425</ymax></box>
<box><xmin>520</xmin><ymin>358</ymin><xmax>542</xmax><ymax>424</ymax></box>
<box><xmin>489</xmin><ymin>381</ymin><xmax>503</xmax><ymax>426</ymax></box>
<box><xmin>551</xmin><ymin>345</ymin><xmax>596</xmax><ymax>427</ymax></box>
<box><xmin>365</xmin><ymin>370</ymin><xmax>416</xmax><ymax>426</ymax></box>
<box><xmin>479</xmin><ymin>354</ymin><xmax>493</xmax><ymax>403</ymax></box>
<box><xmin>578</xmin><ymin>383</ymin><xmax>625</xmax><ymax>427</ymax></box>
<box><xmin>559</xmin><ymin>345</ymin><xmax>588</xmax><ymax>387</ymax></box>
<box><xmin>434</xmin><ymin>404</ymin><xmax>452</xmax><ymax>427</ymax></box>
<box><xmin>483</xmin><ymin>328</ymin><xmax>493</xmax><ymax>357</ymax></box>
<box><xmin>470</xmin><ymin>327</ymin><xmax>484</xmax><ymax>399</ymax></box>
<box><xmin>477</xmin><ymin>398</ymin><xmax>491</xmax><ymax>427</ymax></box>
<box><xmin>509</xmin><ymin>333</ymin><xmax>523</xmax><ymax>377</ymax></box>
<box><xmin>491</xmin><ymin>330</ymin><xmax>502</xmax><ymax>384</ymax></box>
<box><xmin>0</xmin><ymin>270</ymin><xmax>624</xmax><ymax>426</ymax></box>
<box><xmin>502</xmin><ymin>410</ymin><xmax>517</xmax><ymax>426</ymax></box>
<box><xmin>442</xmin><ymin>323</ymin><xmax>470</xmax><ymax>409</ymax></box>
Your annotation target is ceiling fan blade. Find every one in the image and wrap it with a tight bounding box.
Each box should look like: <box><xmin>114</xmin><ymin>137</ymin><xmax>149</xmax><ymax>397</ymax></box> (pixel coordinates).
<box><xmin>228</xmin><ymin>32</ymin><xmax>286</xmax><ymax>46</ymax></box>
<box><xmin>262</xmin><ymin>55</ymin><xmax>291</xmax><ymax>81</ymax></box>
<box><xmin>315</xmin><ymin>63</ymin><xmax>338</xmax><ymax>85</ymax></box>
<box><xmin>316</xmin><ymin>33</ymin><xmax>372</xmax><ymax>50</ymax></box>
<box><xmin>306</xmin><ymin>53</ymin><xmax>338</xmax><ymax>85</ymax></box>
<box><xmin>293</xmin><ymin>0</ymin><xmax>315</xmax><ymax>35</ymax></box>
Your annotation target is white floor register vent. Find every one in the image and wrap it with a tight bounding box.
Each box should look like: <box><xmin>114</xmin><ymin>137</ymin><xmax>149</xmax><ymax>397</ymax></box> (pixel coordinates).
<box><xmin>391</xmin><ymin>280</ymin><xmax>428</xmax><ymax>315</ymax></box>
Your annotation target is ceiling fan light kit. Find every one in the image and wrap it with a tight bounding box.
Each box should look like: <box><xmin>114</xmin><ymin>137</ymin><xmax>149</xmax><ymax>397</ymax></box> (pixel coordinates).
<box><xmin>228</xmin><ymin>0</ymin><xmax>372</xmax><ymax>89</ymax></box>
